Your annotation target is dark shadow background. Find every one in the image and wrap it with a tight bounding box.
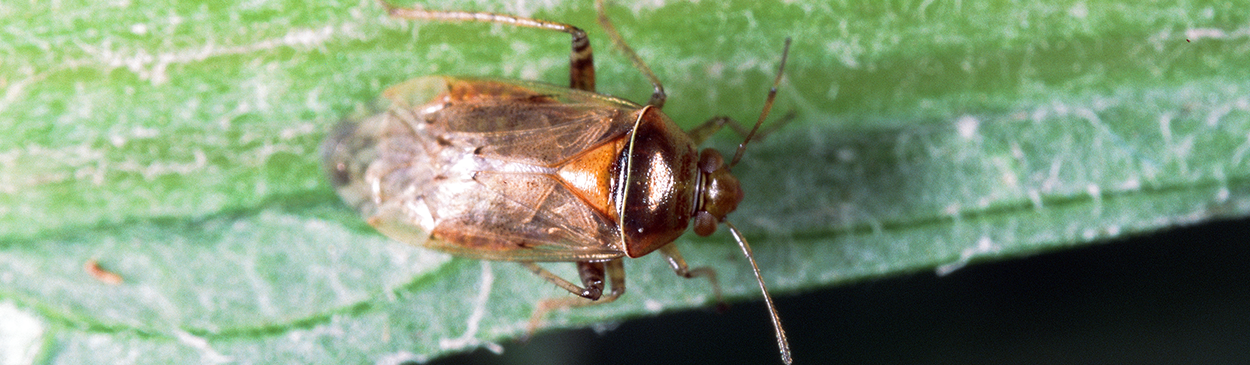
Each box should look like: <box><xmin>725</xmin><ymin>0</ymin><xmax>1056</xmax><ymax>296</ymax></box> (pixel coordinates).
<box><xmin>428</xmin><ymin>217</ymin><xmax>1250</xmax><ymax>365</ymax></box>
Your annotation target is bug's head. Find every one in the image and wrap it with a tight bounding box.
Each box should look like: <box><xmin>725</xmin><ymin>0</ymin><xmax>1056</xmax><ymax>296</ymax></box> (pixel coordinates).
<box><xmin>692</xmin><ymin>148</ymin><xmax>743</xmax><ymax>236</ymax></box>
<box><xmin>692</xmin><ymin>37</ymin><xmax>792</xmax><ymax>238</ymax></box>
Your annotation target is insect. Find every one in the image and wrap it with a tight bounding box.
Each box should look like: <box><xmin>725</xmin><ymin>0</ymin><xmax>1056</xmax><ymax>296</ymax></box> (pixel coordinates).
<box><xmin>85</xmin><ymin>259</ymin><xmax>124</xmax><ymax>285</ymax></box>
<box><xmin>322</xmin><ymin>1</ymin><xmax>793</xmax><ymax>363</ymax></box>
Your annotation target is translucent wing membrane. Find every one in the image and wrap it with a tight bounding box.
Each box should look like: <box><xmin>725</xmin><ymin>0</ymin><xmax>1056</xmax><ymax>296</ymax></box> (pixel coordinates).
<box><xmin>424</xmin><ymin>172</ymin><xmax>623</xmax><ymax>261</ymax></box>
<box><xmin>326</xmin><ymin>76</ymin><xmax>639</xmax><ymax>261</ymax></box>
<box><xmin>386</xmin><ymin>77</ymin><xmax>639</xmax><ymax>166</ymax></box>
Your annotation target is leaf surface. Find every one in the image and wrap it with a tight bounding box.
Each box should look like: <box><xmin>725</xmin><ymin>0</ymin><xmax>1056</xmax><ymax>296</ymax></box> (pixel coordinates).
<box><xmin>2</xmin><ymin>0</ymin><xmax>1248</xmax><ymax>363</ymax></box>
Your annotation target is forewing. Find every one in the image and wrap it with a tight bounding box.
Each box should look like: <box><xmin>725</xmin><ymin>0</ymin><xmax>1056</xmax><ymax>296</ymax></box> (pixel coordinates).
<box><xmin>420</xmin><ymin>172</ymin><xmax>624</xmax><ymax>262</ymax></box>
<box><xmin>385</xmin><ymin>76</ymin><xmax>641</xmax><ymax>167</ymax></box>
<box><xmin>328</xmin><ymin>76</ymin><xmax>634</xmax><ymax>261</ymax></box>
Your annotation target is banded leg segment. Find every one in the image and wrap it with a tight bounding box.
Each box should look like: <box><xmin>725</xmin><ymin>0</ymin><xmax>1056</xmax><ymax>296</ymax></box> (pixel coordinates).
<box><xmin>522</xmin><ymin>259</ymin><xmax>626</xmax><ymax>336</ymax></box>
<box><xmin>380</xmin><ymin>1</ymin><xmax>597</xmax><ymax>92</ymax></box>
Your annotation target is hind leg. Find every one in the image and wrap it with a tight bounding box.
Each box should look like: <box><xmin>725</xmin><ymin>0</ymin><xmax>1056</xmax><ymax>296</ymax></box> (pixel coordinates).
<box><xmin>380</xmin><ymin>0</ymin><xmax>597</xmax><ymax>92</ymax></box>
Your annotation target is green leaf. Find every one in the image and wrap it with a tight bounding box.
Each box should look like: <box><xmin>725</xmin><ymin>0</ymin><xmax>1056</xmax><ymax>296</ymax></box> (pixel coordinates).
<box><xmin>3</xmin><ymin>0</ymin><xmax>1248</xmax><ymax>363</ymax></box>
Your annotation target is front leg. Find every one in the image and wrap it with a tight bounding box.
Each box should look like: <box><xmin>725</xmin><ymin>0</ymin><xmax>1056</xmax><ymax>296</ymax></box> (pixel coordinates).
<box><xmin>658</xmin><ymin>244</ymin><xmax>727</xmax><ymax>311</ymax></box>
<box><xmin>684</xmin><ymin>111</ymin><xmax>798</xmax><ymax>146</ymax></box>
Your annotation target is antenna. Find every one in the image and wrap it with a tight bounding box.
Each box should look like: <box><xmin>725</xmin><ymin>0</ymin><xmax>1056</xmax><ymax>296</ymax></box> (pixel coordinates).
<box><xmin>730</xmin><ymin>37</ymin><xmax>791</xmax><ymax>167</ymax></box>
<box><xmin>725</xmin><ymin>221</ymin><xmax>791</xmax><ymax>364</ymax></box>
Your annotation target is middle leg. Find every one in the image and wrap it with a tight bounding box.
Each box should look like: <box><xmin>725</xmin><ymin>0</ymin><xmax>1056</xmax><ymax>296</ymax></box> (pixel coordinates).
<box><xmin>523</xmin><ymin>259</ymin><xmax>626</xmax><ymax>336</ymax></box>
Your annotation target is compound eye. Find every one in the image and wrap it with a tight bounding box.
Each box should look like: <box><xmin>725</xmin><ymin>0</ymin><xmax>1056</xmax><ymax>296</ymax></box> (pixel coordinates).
<box><xmin>699</xmin><ymin>149</ymin><xmax>725</xmax><ymax>173</ymax></box>
<box><xmin>693</xmin><ymin>211</ymin><xmax>718</xmax><ymax>236</ymax></box>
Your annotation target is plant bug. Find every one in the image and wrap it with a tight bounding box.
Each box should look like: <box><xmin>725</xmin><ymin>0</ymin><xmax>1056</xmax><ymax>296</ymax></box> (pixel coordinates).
<box><xmin>85</xmin><ymin>259</ymin><xmax>124</xmax><ymax>285</ymax></box>
<box><xmin>322</xmin><ymin>1</ymin><xmax>793</xmax><ymax>362</ymax></box>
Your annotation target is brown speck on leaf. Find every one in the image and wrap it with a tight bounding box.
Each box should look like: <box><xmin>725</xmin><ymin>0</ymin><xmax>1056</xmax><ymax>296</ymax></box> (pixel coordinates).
<box><xmin>85</xmin><ymin>259</ymin><xmax>123</xmax><ymax>285</ymax></box>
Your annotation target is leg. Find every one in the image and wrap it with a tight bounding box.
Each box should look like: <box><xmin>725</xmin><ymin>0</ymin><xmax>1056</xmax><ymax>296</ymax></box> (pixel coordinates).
<box><xmin>684</xmin><ymin>110</ymin><xmax>798</xmax><ymax>146</ymax></box>
<box><xmin>523</xmin><ymin>259</ymin><xmax>626</xmax><ymax>336</ymax></box>
<box><xmin>728</xmin><ymin>37</ymin><xmax>793</xmax><ymax>166</ymax></box>
<box><xmin>658</xmin><ymin>244</ymin><xmax>727</xmax><ymax>311</ymax></box>
<box><xmin>684</xmin><ymin>38</ymin><xmax>793</xmax><ymax>166</ymax></box>
<box><xmin>595</xmin><ymin>0</ymin><xmax>666</xmax><ymax>107</ymax></box>
<box><xmin>520</xmin><ymin>261</ymin><xmax>606</xmax><ymax>300</ymax></box>
<box><xmin>379</xmin><ymin>0</ymin><xmax>596</xmax><ymax>92</ymax></box>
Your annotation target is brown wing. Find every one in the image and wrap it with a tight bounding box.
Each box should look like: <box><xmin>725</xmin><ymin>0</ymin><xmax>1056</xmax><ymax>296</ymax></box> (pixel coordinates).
<box><xmin>384</xmin><ymin>76</ymin><xmax>641</xmax><ymax>167</ymax></box>
<box><xmin>325</xmin><ymin>76</ymin><xmax>637</xmax><ymax>262</ymax></box>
